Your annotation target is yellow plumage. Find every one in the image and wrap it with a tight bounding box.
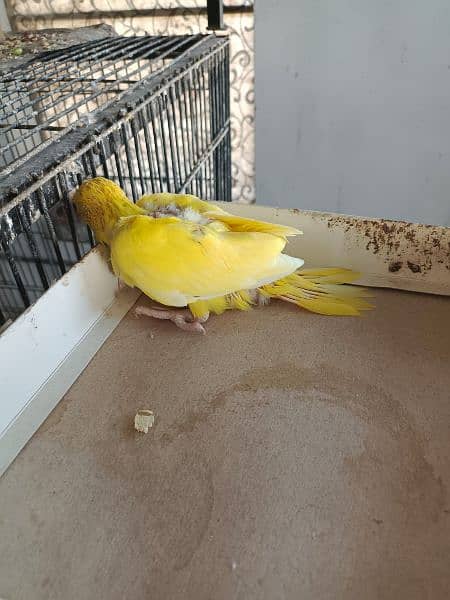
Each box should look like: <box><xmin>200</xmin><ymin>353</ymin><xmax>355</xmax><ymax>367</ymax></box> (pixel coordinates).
<box><xmin>72</xmin><ymin>177</ymin><xmax>144</xmax><ymax>244</ymax></box>
<box><xmin>137</xmin><ymin>192</ymin><xmax>301</xmax><ymax>238</ymax></box>
<box><xmin>73</xmin><ymin>177</ymin><xmax>372</xmax><ymax>328</ymax></box>
<box><xmin>110</xmin><ymin>213</ymin><xmax>302</xmax><ymax>305</ymax></box>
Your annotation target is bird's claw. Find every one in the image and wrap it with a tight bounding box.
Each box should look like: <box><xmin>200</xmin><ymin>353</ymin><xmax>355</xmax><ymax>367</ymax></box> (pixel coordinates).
<box><xmin>115</xmin><ymin>278</ymin><xmax>128</xmax><ymax>298</ymax></box>
<box><xmin>133</xmin><ymin>304</ymin><xmax>208</xmax><ymax>334</ymax></box>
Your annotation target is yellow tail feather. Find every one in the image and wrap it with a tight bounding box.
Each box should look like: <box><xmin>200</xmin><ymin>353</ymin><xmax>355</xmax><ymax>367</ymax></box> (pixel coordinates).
<box><xmin>261</xmin><ymin>268</ymin><xmax>373</xmax><ymax>316</ymax></box>
<box><xmin>189</xmin><ymin>269</ymin><xmax>372</xmax><ymax>319</ymax></box>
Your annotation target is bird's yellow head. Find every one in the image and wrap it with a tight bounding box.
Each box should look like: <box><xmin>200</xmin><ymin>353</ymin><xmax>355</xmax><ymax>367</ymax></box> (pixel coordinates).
<box><xmin>72</xmin><ymin>177</ymin><xmax>144</xmax><ymax>244</ymax></box>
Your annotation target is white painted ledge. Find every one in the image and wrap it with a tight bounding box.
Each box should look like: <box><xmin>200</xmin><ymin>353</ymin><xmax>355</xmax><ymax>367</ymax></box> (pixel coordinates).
<box><xmin>0</xmin><ymin>248</ymin><xmax>139</xmax><ymax>476</ymax></box>
<box><xmin>217</xmin><ymin>203</ymin><xmax>450</xmax><ymax>296</ymax></box>
<box><xmin>0</xmin><ymin>205</ymin><xmax>449</xmax><ymax>476</ymax></box>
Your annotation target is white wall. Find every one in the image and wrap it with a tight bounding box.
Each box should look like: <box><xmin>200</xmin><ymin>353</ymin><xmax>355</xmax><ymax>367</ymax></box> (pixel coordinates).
<box><xmin>0</xmin><ymin>0</ymin><xmax>11</xmax><ymax>31</ymax></box>
<box><xmin>256</xmin><ymin>0</ymin><xmax>450</xmax><ymax>226</ymax></box>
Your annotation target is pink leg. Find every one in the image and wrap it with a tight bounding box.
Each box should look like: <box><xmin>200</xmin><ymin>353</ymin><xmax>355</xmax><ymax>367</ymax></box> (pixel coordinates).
<box><xmin>115</xmin><ymin>278</ymin><xmax>129</xmax><ymax>298</ymax></box>
<box><xmin>134</xmin><ymin>304</ymin><xmax>209</xmax><ymax>334</ymax></box>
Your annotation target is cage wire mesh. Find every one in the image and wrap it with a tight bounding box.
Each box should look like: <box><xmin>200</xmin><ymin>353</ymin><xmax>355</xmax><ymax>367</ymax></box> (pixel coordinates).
<box><xmin>0</xmin><ymin>34</ymin><xmax>231</xmax><ymax>329</ymax></box>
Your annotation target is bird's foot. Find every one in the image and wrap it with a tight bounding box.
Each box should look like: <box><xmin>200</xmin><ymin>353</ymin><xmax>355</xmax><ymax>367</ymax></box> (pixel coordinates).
<box><xmin>115</xmin><ymin>278</ymin><xmax>129</xmax><ymax>298</ymax></box>
<box><xmin>134</xmin><ymin>304</ymin><xmax>209</xmax><ymax>334</ymax></box>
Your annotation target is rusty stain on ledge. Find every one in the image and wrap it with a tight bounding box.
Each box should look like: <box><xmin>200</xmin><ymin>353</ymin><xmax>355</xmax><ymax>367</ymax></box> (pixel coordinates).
<box><xmin>320</xmin><ymin>213</ymin><xmax>450</xmax><ymax>275</ymax></box>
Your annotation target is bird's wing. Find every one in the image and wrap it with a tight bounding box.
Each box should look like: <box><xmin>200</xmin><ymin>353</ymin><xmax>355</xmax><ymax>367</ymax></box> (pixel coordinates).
<box><xmin>137</xmin><ymin>193</ymin><xmax>302</xmax><ymax>239</ymax></box>
<box><xmin>110</xmin><ymin>215</ymin><xmax>304</xmax><ymax>307</ymax></box>
<box><xmin>203</xmin><ymin>212</ymin><xmax>301</xmax><ymax>238</ymax></box>
<box><xmin>137</xmin><ymin>193</ymin><xmax>225</xmax><ymax>215</ymax></box>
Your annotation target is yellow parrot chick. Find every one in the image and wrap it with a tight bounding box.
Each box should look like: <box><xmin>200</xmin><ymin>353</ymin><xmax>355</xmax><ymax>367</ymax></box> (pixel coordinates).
<box><xmin>73</xmin><ymin>177</ymin><xmax>372</xmax><ymax>334</ymax></box>
<box><xmin>72</xmin><ymin>177</ymin><xmax>144</xmax><ymax>244</ymax></box>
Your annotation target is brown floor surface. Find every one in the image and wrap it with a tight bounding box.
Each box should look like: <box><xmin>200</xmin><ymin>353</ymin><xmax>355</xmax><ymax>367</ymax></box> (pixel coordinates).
<box><xmin>1</xmin><ymin>288</ymin><xmax>450</xmax><ymax>600</ymax></box>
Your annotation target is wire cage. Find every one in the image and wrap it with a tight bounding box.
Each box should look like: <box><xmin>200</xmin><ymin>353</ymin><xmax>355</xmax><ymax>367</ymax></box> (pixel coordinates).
<box><xmin>0</xmin><ymin>34</ymin><xmax>231</xmax><ymax>329</ymax></box>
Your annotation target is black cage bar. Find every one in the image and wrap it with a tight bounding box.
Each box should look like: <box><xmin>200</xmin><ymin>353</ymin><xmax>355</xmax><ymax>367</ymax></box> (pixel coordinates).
<box><xmin>207</xmin><ymin>0</ymin><xmax>225</xmax><ymax>31</ymax></box>
<box><xmin>0</xmin><ymin>34</ymin><xmax>231</xmax><ymax>328</ymax></box>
